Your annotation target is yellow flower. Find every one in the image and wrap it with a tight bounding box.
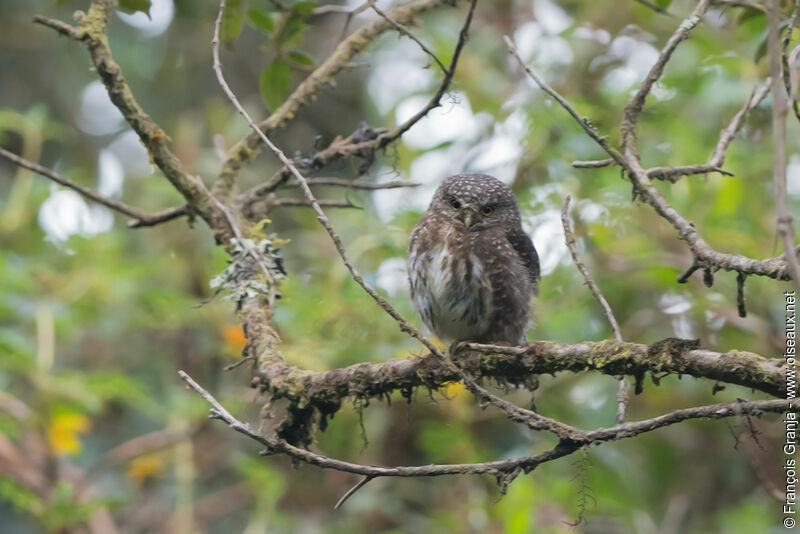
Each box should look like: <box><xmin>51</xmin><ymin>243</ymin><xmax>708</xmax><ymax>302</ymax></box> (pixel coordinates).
<box><xmin>444</xmin><ymin>381</ymin><xmax>466</xmax><ymax>398</ymax></box>
<box><xmin>221</xmin><ymin>324</ymin><xmax>247</xmax><ymax>355</ymax></box>
<box><xmin>47</xmin><ymin>412</ymin><xmax>90</xmax><ymax>456</ymax></box>
<box><xmin>127</xmin><ymin>454</ymin><xmax>165</xmax><ymax>485</ymax></box>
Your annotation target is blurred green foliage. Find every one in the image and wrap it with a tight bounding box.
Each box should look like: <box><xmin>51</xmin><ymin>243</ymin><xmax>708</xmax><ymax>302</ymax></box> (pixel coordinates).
<box><xmin>0</xmin><ymin>0</ymin><xmax>798</xmax><ymax>533</ymax></box>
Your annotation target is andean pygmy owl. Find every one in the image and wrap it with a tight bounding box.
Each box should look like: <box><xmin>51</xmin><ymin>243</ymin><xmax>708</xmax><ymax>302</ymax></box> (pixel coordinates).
<box><xmin>407</xmin><ymin>173</ymin><xmax>540</xmax><ymax>345</ymax></box>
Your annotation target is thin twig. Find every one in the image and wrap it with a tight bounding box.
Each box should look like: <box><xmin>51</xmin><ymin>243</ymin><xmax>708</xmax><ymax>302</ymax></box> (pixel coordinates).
<box><xmin>289</xmin><ymin>178</ymin><xmax>420</xmax><ymax>190</ymax></box>
<box><xmin>334</xmin><ymin>475</ymin><xmax>374</xmax><ymax>509</ymax></box>
<box><xmin>505</xmin><ymin>35</ymin><xmax>625</xmax><ymax>166</ymax></box>
<box><xmin>561</xmin><ymin>196</ymin><xmax>628</xmax><ymax>423</ymax></box>
<box><xmin>216</xmin><ymin>0</ymin><xmax>451</xmax><ymax>196</ymax></box>
<box><xmin>368</xmin><ymin>0</ymin><xmax>448</xmax><ymax>75</ymax></box>
<box><xmin>127</xmin><ymin>204</ymin><xmax>190</xmax><ymax>228</ymax></box>
<box><xmin>572</xmin><ymin>79</ymin><xmax>769</xmax><ymax>183</ymax></box>
<box><xmin>709</xmin><ymin>80</ymin><xmax>772</xmax><ymax>169</ymax></box>
<box><xmin>266</xmin><ymin>197</ymin><xmax>361</xmax><ymax>209</ymax></box>
<box><xmin>32</xmin><ymin>15</ymin><xmax>83</xmax><ymax>39</ymax></box>
<box><xmin>769</xmin><ymin>0</ymin><xmax>800</xmax><ymax>292</ymax></box>
<box><xmin>513</xmin><ymin>1</ymin><xmax>794</xmax><ymax>282</ymax></box>
<box><xmin>560</xmin><ymin>197</ymin><xmax>623</xmax><ymax>342</ymax></box>
<box><xmin>572</xmin><ymin>158</ymin><xmax>616</xmax><ymax>169</ymax></box>
<box><xmin>0</xmin><ymin>147</ymin><xmax>161</xmax><ymax>225</ymax></box>
<box><xmin>621</xmin><ymin>0</ymin><xmax>711</xmax><ymax>155</ymax></box>
<box><xmin>35</xmin><ymin>2</ymin><xmax>225</xmax><ymax>237</ymax></box>
<box><xmin>378</xmin><ymin>0</ymin><xmax>479</xmax><ymax>146</ymax></box>
<box><xmin>782</xmin><ymin>0</ymin><xmax>800</xmax><ymax>123</ymax></box>
<box><xmin>211</xmin><ymin>11</ymin><xmax>282</xmax><ymax>307</ymax></box>
<box><xmin>646</xmin><ymin>164</ymin><xmax>733</xmax><ymax>182</ymax></box>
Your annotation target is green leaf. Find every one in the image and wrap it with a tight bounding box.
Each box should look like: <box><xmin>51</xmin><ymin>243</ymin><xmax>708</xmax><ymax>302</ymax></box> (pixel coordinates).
<box><xmin>118</xmin><ymin>0</ymin><xmax>152</xmax><ymax>16</ymax></box>
<box><xmin>221</xmin><ymin>0</ymin><xmax>247</xmax><ymax>46</ymax></box>
<box><xmin>247</xmin><ymin>8</ymin><xmax>274</xmax><ymax>33</ymax></box>
<box><xmin>259</xmin><ymin>59</ymin><xmax>291</xmax><ymax>110</ymax></box>
<box><xmin>292</xmin><ymin>1</ymin><xmax>317</xmax><ymax>16</ymax></box>
<box><xmin>655</xmin><ymin>0</ymin><xmax>672</xmax><ymax>8</ymax></box>
<box><xmin>288</xmin><ymin>51</ymin><xmax>314</xmax><ymax>66</ymax></box>
<box><xmin>0</xmin><ymin>478</ymin><xmax>42</xmax><ymax>516</ymax></box>
<box><xmin>276</xmin><ymin>15</ymin><xmax>307</xmax><ymax>46</ymax></box>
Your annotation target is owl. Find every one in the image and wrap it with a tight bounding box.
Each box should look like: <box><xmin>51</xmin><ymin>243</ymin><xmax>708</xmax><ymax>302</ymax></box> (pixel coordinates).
<box><xmin>407</xmin><ymin>173</ymin><xmax>540</xmax><ymax>345</ymax></box>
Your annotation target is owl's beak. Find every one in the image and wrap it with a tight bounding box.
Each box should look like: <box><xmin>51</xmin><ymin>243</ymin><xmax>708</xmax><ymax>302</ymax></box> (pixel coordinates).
<box><xmin>459</xmin><ymin>209</ymin><xmax>476</xmax><ymax>229</ymax></box>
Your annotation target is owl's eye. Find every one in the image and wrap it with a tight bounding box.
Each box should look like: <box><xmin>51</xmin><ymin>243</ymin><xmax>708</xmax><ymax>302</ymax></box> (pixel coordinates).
<box><xmin>481</xmin><ymin>206</ymin><xmax>494</xmax><ymax>216</ymax></box>
<box><xmin>450</xmin><ymin>200</ymin><xmax>461</xmax><ymax>211</ymax></box>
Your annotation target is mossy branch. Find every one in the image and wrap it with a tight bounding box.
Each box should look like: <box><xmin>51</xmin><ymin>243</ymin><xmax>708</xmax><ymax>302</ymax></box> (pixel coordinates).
<box><xmin>34</xmin><ymin>1</ymin><xmax>230</xmax><ymax>241</ymax></box>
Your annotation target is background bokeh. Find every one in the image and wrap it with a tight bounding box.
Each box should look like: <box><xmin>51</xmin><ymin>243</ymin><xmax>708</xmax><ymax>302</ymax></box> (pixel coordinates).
<box><xmin>1</xmin><ymin>0</ymin><xmax>798</xmax><ymax>532</ymax></box>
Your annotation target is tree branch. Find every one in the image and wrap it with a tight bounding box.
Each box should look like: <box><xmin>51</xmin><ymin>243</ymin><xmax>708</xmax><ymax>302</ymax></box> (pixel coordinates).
<box><xmin>573</xmin><ymin>80</ymin><xmax>771</xmax><ymax>182</ymax></box>
<box><xmin>562</xmin><ymin>195</ymin><xmax>629</xmax><ymax>422</ymax></box>
<box><xmin>504</xmin><ymin>35</ymin><xmax>625</xmax><ymax>167</ymax></box>
<box><xmin>33</xmin><ymin>2</ymin><xmax>228</xmax><ymax>240</ymax></box>
<box><xmin>377</xmin><ymin>0</ymin><xmax>479</xmax><ymax>147</ymax></box>
<box><xmin>620</xmin><ymin>0</ymin><xmax>711</xmax><ymax>154</ymax></box>
<box><xmin>0</xmin><ymin>147</ymin><xmax>161</xmax><ymax>225</ymax></box>
<box><xmin>783</xmin><ymin>0</ymin><xmax>800</xmax><ymax>123</ymax></box>
<box><xmin>508</xmin><ymin>7</ymin><xmax>799</xmax><ymax>283</ymax></box>
<box><xmin>213</xmin><ymin>0</ymin><xmax>585</xmax><ymax>440</ymax></box>
<box><xmin>215</xmin><ymin>0</ymin><xmax>455</xmax><ymax>197</ymax></box>
<box><xmin>127</xmin><ymin>204</ymin><xmax>190</xmax><ymax>228</ymax></box>
<box><xmin>249</xmin><ymin>335</ymin><xmax>786</xmax><ymax>419</ymax></box>
<box><xmin>368</xmin><ymin>0</ymin><xmax>448</xmax><ymax>75</ymax></box>
<box><xmin>289</xmin><ymin>178</ymin><xmax>420</xmax><ymax>190</ymax></box>
<box><xmin>180</xmin><ymin>369</ymin><xmax>792</xmax><ymax>502</ymax></box>
<box><xmin>770</xmin><ymin>0</ymin><xmax>800</xmax><ymax>292</ymax></box>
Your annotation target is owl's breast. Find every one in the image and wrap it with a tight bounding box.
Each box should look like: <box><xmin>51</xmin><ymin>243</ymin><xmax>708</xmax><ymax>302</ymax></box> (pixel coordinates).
<box><xmin>408</xmin><ymin>228</ymin><xmax>492</xmax><ymax>342</ymax></box>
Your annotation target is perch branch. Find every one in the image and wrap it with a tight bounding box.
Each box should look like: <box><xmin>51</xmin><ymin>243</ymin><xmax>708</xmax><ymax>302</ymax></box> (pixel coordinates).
<box><xmin>180</xmin><ymin>370</ymin><xmax>792</xmax><ymax>500</ymax></box>
<box><xmin>250</xmin><ymin>335</ymin><xmax>787</xmax><ymax>417</ymax></box>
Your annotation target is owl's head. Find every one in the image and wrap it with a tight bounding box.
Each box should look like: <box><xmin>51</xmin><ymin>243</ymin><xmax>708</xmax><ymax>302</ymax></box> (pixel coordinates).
<box><xmin>429</xmin><ymin>173</ymin><xmax>521</xmax><ymax>231</ymax></box>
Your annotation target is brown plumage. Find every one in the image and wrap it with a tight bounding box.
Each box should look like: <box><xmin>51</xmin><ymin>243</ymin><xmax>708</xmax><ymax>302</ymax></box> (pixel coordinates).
<box><xmin>407</xmin><ymin>173</ymin><xmax>539</xmax><ymax>345</ymax></box>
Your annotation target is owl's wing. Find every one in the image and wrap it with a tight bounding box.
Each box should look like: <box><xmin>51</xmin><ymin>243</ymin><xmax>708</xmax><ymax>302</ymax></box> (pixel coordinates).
<box><xmin>506</xmin><ymin>227</ymin><xmax>540</xmax><ymax>296</ymax></box>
